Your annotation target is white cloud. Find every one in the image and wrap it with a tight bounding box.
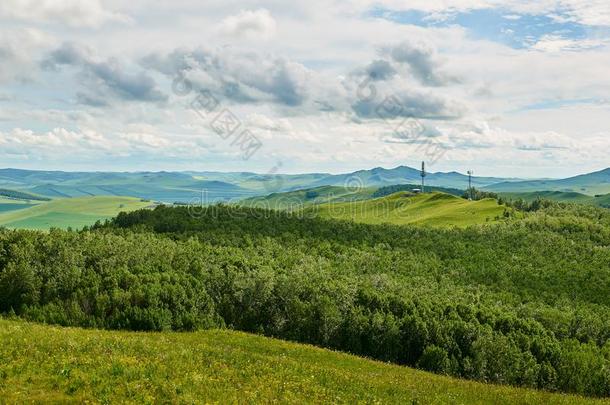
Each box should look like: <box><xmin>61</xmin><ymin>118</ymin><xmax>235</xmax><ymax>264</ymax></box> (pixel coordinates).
<box><xmin>0</xmin><ymin>28</ymin><xmax>54</xmax><ymax>83</ymax></box>
<box><xmin>0</xmin><ymin>0</ymin><xmax>609</xmax><ymax>176</ymax></box>
<box><xmin>218</xmin><ymin>9</ymin><xmax>277</xmax><ymax>40</ymax></box>
<box><xmin>0</xmin><ymin>0</ymin><xmax>131</xmax><ymax>27</ymax></box>
<box><xmin>531</xmin><ymin>35</ymin><xmax>607</xmax><ymax>52</ymax></box>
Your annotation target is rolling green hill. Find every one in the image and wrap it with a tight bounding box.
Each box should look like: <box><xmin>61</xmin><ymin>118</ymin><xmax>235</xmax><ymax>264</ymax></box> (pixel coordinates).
<box><xmin>0</xmin><ymin>319</ymin><xmax>603</xmax><ymax>404</ymax></box>
<box><xmin>0</xmin><ymin>166</ymin><xmax>520</xmax><ymax>203</ymax></box>
<box><xmin>0</xmin><ymin>196</ymin><xmax>40</xmax><ymax>214</ymax></box>
<box><xmin>0</xmin><ymin>188</ymin><xmax>51</xmax><ymax>202</ymax></box>
<box><xmin>0</xmin><ymin>169</ymin><xmax>258</xmax><ymax>203</ymax></box>
<box><xmin>487</xmin><ymin>168</ymin><xmax>610</xmax><ymax>195</ymax></box>
<box><xmin>3</xmin><ymin>166</ymin><xmax>609</xmax><ymax>203</ymax></box>
<box><xmin>239</xmin><ymin>185</ymin><xmax>377</xmax><ymax>210</ymax></box>
<box><xmin>309</xmin><ymin>192</ymin><xmax>508</xmax><ymax>227</ymax></box>
<box><xmin>499</xmin><ymin>191</ymin><xmax>610</xmax><ymax>208</ymax></box>
<box><xmin>0</xmin><ymin>196</ymin><xmax>153</xmax><ymax>230</ymax></box>
<box><xmin>0</xmin><ymin>202</ymin><xmax>39</xmax><ymax>214</ymax></box>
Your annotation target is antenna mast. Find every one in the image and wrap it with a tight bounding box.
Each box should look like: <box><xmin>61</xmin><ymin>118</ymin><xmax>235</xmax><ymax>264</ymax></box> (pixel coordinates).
<box><xmin>421</xmin><ymin>161</ymin><xmax>426</xmax><ymax>193</ymax></box>
<box><xmin>467</xmin><ymin>170</ymin><xmax>474</xmax><ymax>200</ymax></box>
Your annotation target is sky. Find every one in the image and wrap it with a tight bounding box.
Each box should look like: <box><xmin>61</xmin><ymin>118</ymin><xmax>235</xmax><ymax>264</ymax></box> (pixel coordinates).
<box><xmin>1</xmin><ymin>0</ymin><xmax>609</xmax><ymax>178</ymax></box>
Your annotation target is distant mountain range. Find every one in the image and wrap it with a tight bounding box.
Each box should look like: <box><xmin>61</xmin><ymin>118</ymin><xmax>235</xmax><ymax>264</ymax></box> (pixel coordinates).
<box><xmin>0</xmin><ymin>166</ymin><xmax>608</xmax><ymax>203</ymax></box>
<box><xmin>484</xmin><ymin>167</ymin><xmax>610</xmax><ymax>196</ymax></box>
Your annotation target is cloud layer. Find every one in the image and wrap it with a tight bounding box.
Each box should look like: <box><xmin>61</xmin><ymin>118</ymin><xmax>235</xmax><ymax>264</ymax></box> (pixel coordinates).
<box><xmin>0</xmin><ymin>0</ymin><xmax>609</xmax><ymax>177</ymax></box>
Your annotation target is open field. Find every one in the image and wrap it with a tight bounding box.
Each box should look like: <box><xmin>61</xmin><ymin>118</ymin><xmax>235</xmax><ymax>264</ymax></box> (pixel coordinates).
<box><xmin>0</xmin><ymin>196</ymin><xmax>153</xmax><ymax>230</ymax></box>
<box><xmin>0</xmin><ymin>197</ymin><xmax>39</xmax><ymax>214</ymax></box>
<box><xmin>309</xmin><ymin>191</ymin><xmax>509</xmax><ymax>227</ymax></box>
<box><xmin>0</xmin><ymin>319</ymin><xmax>605</xmax><ymax>404</ymax></box>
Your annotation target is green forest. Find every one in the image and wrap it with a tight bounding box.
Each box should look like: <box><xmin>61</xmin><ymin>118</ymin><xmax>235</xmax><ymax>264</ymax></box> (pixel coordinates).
<box><xmin>1</xmin><ymin>201</ymin><xmax>609</xmax><ymax>397</ymax></box>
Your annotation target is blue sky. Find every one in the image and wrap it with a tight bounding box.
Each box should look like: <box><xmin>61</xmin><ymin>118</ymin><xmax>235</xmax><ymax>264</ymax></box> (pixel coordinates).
<box><xmin>0</xmin><ymin>0</ymin><xmax>609</xmax><ymax>178</ymax></box>
<box><xmin>369</xmin><ymin>7</ymin><xmax>593</xmax><ymax>50</ymax></box>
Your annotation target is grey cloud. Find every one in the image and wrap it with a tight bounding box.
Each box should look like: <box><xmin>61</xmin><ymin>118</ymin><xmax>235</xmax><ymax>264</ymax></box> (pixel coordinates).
<box><xmin>42</xmin><ymin>43</ymin><xmax>167</xmax><ymax>105</ymax></box>
<box><xmin>381</xmin><ymin>121</ymin><xmax>444</xmax><ymax>145</ymax></box>
<box><xmin>86</xmin><ymin>61</ymin><xmax>166</xmax><ymax>102</ymax></box>
<box><xmin>142</xmin><ymin>47</ymin><xmax>463</xmax><ymax>120</ymax></box>
<box><xmin>76</xmin><ymin>92</ymin><xmax>108</xmax><ymax>107</ymax></box>
<box><xmin>0</xmin><ymin>92</ymin><xmax>15</xmax><ymax>102</ymax></box>
<box><xmin>364</xmin><ymin>60</ymin><xmax>396</xmax><ymax>81</ymax></box>
<box><xmin>352</xmin><ymin>90</ymin><xmax>465</xmax><ymax>120</ymax></box>
<box><xmin>386</xmin><ymin>41</ymin><xmax>457</xmax><ymax>86</ymax></box>
<box><xmin>41</xmin><ymin>43</ymin><xmax>88</xmax><ymax>70</ymax></box>
<box><xmin>0</xmin><ymin>46</ymin><xmax>15</xmax><ymax>61</ymax></box>
<box><xmin>142</xmin><ymin>48</ymin><xmax>309</xmax><ymax>107</ymax></box>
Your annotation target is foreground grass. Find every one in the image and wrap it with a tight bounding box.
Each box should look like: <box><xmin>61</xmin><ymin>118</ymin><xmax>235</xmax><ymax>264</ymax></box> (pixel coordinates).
<box><xmin>0</xmin><ymin>196</ymin><xmax>152</xmax><ymax>230</ymax></box>
<box><xmin>0</xmin><ymin>320</ymin><xmax>605</xmax><ymax>404</ymax></box>
<box><xmin>310</xmin><ymin>192</ymin><xmax>508</xmax><ymax>227</ymax></box>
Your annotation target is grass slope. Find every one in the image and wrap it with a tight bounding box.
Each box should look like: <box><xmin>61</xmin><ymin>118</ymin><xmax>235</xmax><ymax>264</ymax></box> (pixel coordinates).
<box><xmin>238</xmin><ymin>184</ymin><xmax>468</xmax><ymax>212</ymax></box>
<box><xmin>0</xmin><ymin>320</ymin><xmax>604</xmax><ymax>404</ymax></box>
<box><xmin>310</xmin><ymin>192</ymin><xmax>507</xmax><ymax>227</ymax></box>
<box><xmin>0</xmin><ymin>188</ymin><xmax>50</xmax><ymax>201</ymax></box>
<box><xmin>0</xmin><ymin>196</ymin><xmax>39</xmax><ymax>214</ymax></box>
<box><xmin>239</xmin><ymin>185</ymin><xmax>377</xmax><ymax>210</ymax></box>
<box><xmin>0</xmin><ymin>196</ymin><xmax>152</xmax><ymax>230</ymax></box>
<box><xmin>499</xmin><ymin>191</ymin><xmax>610</xmax><ymax>208</ymax></box>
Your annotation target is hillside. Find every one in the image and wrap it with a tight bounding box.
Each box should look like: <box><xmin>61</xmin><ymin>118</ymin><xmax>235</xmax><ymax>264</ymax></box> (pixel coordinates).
<box><xmin>238</xmin><ymin>184</ymin><xmax>467</xmax><ymax>212</ymax></box>
<box><xmin>0</xmin><ymin>188</ymin><xmax>50</xmax><ymax>202</ymax></box>
<box><xmin>239</xmin><ymin>185</ymin><xmax>377</xmax><ymax>210</ymax></box>
<box><xmin>0</xmin><ymin>196</ymin><xmax>153</xmax><ymax>230</ymax></box>
<box><xmin>2</xmin><ymin>204</ymin><xmax>610</xmax><ymax>397</ymax></box>
<box><xmin>0</xmin><ymin>197</ymin><xmax>39</xmax><ymax>214</ymax></box>
<box><xmin>0</xmin><ymin>166</ymin><xmax>521</xmax><ymax>203</ymax></box>
<box><xmin>0</xmin><ymin>319</ymin><xmax>603</xmax><ymax>404</ymax></box>
<box><xmin>309</xmin><ymin>192</ymin><xmax>508</xmax><ymax>227</ymax></box>
<box><xmin>499</xmin><ymin>191</ymin><xmax>610</xmax><ymax>208</ymax></box>
<box><xmin>0</xmin><ymin>169</ymin><xmax>257</xmax><ymax>203</ymax></box>
<box><xmin>487</xmin><ymin>168</ymin><xmax>610</xmax><ymax>195</ymax></box>
<box><xmin>298</xmin><ymin>166</ymin><xmax>517</xmax><ymax>190</ymax></box>
<box><xmin>3</xmin><ymin>166</ymin><xmax>609</xmax><ymax>203</ymax></box>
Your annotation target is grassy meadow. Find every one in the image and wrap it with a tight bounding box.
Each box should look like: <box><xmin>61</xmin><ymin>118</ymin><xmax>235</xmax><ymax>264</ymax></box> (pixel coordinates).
<box><xmin>0</xmin><ymin>196</ymin><xmax>39</xmax><ymax>214</ymax></box>
<box><xmin>0</xmin><ymin>319</ymin><xmax>606</xmax><ymax>404</ymax></box>
<box><xmin>238</xmin><ymin>185</ymin><xmax>378</xmax><ymax>210</ymax></box>
<box><xmin>0</xmin><ymin>196</ymin><xmax>153</xmax><ymax>230</ymax></box>
<box><xmin>309</xmin><ymin>191</ymin><xmax>509</xmax><ymax>227</ymax></box>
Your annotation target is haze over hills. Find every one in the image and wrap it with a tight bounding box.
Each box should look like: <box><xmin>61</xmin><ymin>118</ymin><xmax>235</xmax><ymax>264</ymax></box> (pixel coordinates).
<box><xmin>0</xmin><ymin>166</ymin><xmax>608</xmax><ymax>204</ymax></box>
<box><xmin>0</xmin><ymin>166</ymin><xmax>541</xmax><ymax>202</ymax></box>
<box><xmin>486</xmin><ymin>167</ymin><xmax>610</xmax><ymax>195</ymax></box>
